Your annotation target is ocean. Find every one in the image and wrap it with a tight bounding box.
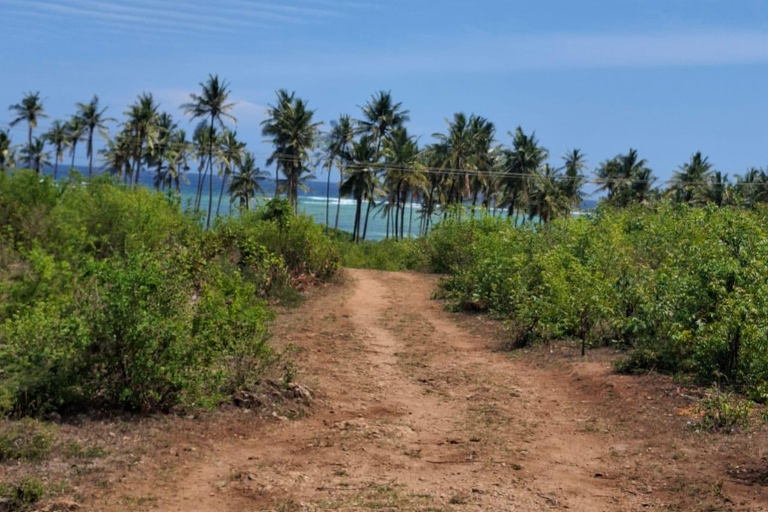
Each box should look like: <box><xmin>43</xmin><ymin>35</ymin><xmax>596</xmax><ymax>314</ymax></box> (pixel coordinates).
<box><xmin>40</xmin><ymin>166</ymin><xmax>597</xmax><ymax>240</ymax></box>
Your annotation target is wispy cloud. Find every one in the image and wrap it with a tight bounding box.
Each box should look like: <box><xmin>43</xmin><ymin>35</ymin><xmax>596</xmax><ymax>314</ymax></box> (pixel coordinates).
<box><xmin>252</xmin><ymin>29</ymin><xmax>768</xmax><ymax>78</ymax></box>
<box><xmin>0</xmin><ymin>0</ymin><xmax>365</xmax><ymax>36</ymax></box>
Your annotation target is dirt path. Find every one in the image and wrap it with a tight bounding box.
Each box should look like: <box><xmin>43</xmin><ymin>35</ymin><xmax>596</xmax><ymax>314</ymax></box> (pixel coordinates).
<box><xmin>106</xmin><ymin>269</ymin><xmax>767</xmax><ymax>512</ymax></box>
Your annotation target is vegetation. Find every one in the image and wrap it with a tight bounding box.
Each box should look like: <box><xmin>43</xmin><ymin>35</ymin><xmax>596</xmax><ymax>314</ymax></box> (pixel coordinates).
<box><xmin>0</xmin><ymin>172</ymin><xmax>339</xmax><ymax>416</ymax></box>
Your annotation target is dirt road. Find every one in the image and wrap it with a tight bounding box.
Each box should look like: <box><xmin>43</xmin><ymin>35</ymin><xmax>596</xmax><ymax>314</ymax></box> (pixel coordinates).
<box><xmin>107</xmin><ymin>269</ymin><xmax>767</xmax><ymax>511</ymax></box>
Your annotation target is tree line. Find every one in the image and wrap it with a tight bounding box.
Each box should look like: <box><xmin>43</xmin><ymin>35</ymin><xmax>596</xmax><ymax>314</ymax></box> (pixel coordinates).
<box><xmin>3</xmin><ymin>75</ymin><xmax>768</xmax><ymax>241</ymax></box>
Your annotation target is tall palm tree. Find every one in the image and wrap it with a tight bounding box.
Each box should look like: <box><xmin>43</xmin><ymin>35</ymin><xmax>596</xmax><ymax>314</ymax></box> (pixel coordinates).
<box><xmin>262</xmin><ymin>90</ymin><xmax>321</xmax><ymax>211</ymax></box>
<box><xmin>229</xmin><ymin>152</ymin><xmax>268</xmax><ymax>211</ymax></box>
<box><xmin>149</xmin><ymin>112</ymin><xmax>177</xmax><ymax>189</ymax></box>
<box><xmin>705</xmin><ymin>171</ymin><xmax>730</xmax><ymax>207</ymax></box>
<box><xmin>155</xmin><ymin>131</ymin><xmax>191</xmax><ymax>198</ymax></box>
<box><xmin>340</xmin><ymin>136</ymin><xmax>378</xmax><ymax>243</ymax></box>
<box><xmin>182</xmin><ymin>75</ymin><xmax>236</xmax><ymax>229</ymax></box>
<box><xmin>66</xmin><ymin>116</ymin><xmax>85</xmax><ymax>171</ymax></box>
<box><xmin>359</xmin><ymin>91</ymin><xmax>410</xmax><ymax>157</ymax></box>
<box><xmin>124</xmin><ymin>93</ymin><xmax>160</xmax><ymax>186</ymax></box>
<box><xmin>596</xmin><ymin>149</ymin><xmax>655</xmax><ymax>207</ymax></box>
<box><xmin>21</xmin><ymin>137</ymin><xmax>51</xmax><ymax>174</ymax></box>
<box><xmin>499</xmin><ymin>127</ymin><xmax>548</xmax><ymax>221</ymax></box>
<box><xmin>0</xmin><ymin>130</ymin><xmax>15</xmax><ymax>172</ymax></box>
<box><xmin>668</xmin><ymin>152</ymin><xmax>713</xmax><ymax>205</ymax></box>
<box><xmin>44</xmin><ymin>120</ymin><xmax>70</xmax><ymax>180</ymax></box>
<box><xmin>9</xmin><ymin>92</ymin><xmax>46</xmax><ymax>152</ymax></box>
<box><xmin>100</xmin><ymin>129</ymin><xmax>133</xmax><ymax>181</ymax></box>
<box><xmin>76</xmin><ymin>95</ymin><xmax>113</xmax><ymax>176</ymax></box>
<box><xmin>561</xmin><ymin>149</ymin><xmax>587</xmax><ymax>211</ymax></box>
<box><xmin>324</xmin><ymin>114</ymin><xmax>356</xmax><ymax>232</ymax></box>
<box><xmin>217</xmin><ymin>129</ymin><xmax>245</xmax><ymax>217</ymax></box>
<box><xmin>528</xmin><ymin>164</ymin><xmax>568</xmax><ymax>223</ymax></box>
<box><xmin>383</xmin><ymin>126</ymin><xmax>425</xmax><ymax>239</ymax></box>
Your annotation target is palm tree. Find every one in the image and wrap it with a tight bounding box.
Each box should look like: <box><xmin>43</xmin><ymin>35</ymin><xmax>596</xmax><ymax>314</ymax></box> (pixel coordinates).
<box><xmin>324</xmin><ymin>114</ymin><xmax>356</xmax><ymax>233</ymax></box>
<box><xmin>21</xmin><ymin>137</ymin><xmax>51</xmax><ymax>174</ymax></box>
<box><xmin>66</xmin><ymin>116</ymin><xmax>85</xmax><ymax>171</ymax></box>
<box><xmin>229</xmin><ymin>152</ymin><xmax>268</xmax><ymax>211</ymax></box>
<box><xmin>596</xmin><ymin>149</ymin><xmax>655</xmax><ymax>207</ymax></box>
<box><xmin>182</xmin><ymin>75</ymin><xmax>236</xmax><ymax>229</ymax></box>
<box><xmin>101</xmin><ymin>129</ymin><xmax>133</xmax><ymax>181</ymax></box>
<box><xmin>499</xmin><ymin>127</ymin><xmax>548</xmax><ymax>221</ymax></box>
<box><xmin>383</xmin><ymin>126</ymin><xmax>425</xmax><ymax>239</ymax></box>
<box><xmin>528</xmin><ymin>164</ymin><xmax>568</xmax><ymax>223</ymax></box>
<box><xmin>217</xmin><ymin>129</ymin><xmax>245</xmax><ymax>217</ymax></box>
<box><xmin>155</xmin><ymin>131</ymin><xmax>191</xmax><ymax>198</ymax></box>
<box><xmin>124</xmin><ymin>93</ymin><xmax>160</xmax><ymax>186</ymax></box>
<box><xmin>76</xmin><ymin>95</ymin><xmax>113</xmax><ymax>176</ymax></box>
<box><xmin>340</xmin><ymin>136</ymin><xmax>378</xmax><ymax>243</ymax></box>
<box><xmin>668</xmin><ymin>152</ymin><xmax>713</xmax><ymax>205</ymax></box>
<box><xmin>149</xmin><ymin>112</ymin><xmax>177</xmax><ymax>189</ymax></box>
<box><xmin>44</xmin><ymin>120</ymin><xmax>70</xmax><ymax>180</ymax></box>
<box><xmin>261</xmin><ymin>90</ymin><xmax>321</xmax><ymax>212</ymax></box>
<box><xmin>0</xmin><ymin>130</ymin><xmax>15</xmax><ymax>172</ymax></box>
<box><xmin>359</xmin><ymin>91</ymin><xmax>410</xmax><ymax>157</ymax></box>
<box><xmin>561</xmin><ymin>149</ymin><xmax>587</xmax><ymax>211</ymax></box>
<box><xmin>9</xmin><ymin>92</ymin><xmax>46</xmax><ymax>152</ymax></box>
<box><xmin>705</xmin><ymin>171</ymin><xmax>730</xmax><ymax>207</ymax></box>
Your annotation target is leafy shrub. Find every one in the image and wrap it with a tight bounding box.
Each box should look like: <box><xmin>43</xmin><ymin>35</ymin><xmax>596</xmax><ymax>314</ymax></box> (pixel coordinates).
<box><xmin>696</xmin><ymin>389</ymin><xmax>752</xmax><ymax>433</ymax></box>
<box><xmin>0</xmin><ymin>420</ymin><xmax>55</xmax><ymax>461</ymax></box>
<box><xmin>0</xmin><ymin>175</ymin><xmax>338</xmax><ymax>416</ymax></box>
<box><xmin>0</xmin><ymin>476</ymin><xmax>46</xmax><ymax>510</ymax></box>
<box><xmin>432</xmin><ymin>204</ymin><xmax>768</xmax><ymax>398</ymax></box>
<box><xmin>338</xmin><ymin>238</ymin><xmax>431</xmax><ymax>271</ymax></box>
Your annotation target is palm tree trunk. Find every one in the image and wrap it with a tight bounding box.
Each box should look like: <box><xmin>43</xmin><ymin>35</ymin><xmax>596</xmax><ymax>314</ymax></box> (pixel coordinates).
<box><xmin>385</xmin><ymin>205</ymin><xmax>391</xmax><ymax>240</ymax></box>
<box><xmin>216</xmin><ymin>167</ymin><xmax>228</xmax><ymax>218</ymax></box>
<box><xmin>408</xmin><ymin>192</ymin><xmax>415</xmax><ymax>238</ymax></box>
<box><xmin>353</xmin><ymin>196</ymin><xmax>362</xmax><ymax>243</ymax></box>
<box><xmin>325</xmin><ymin>161</ymin><xmax>332</xmax><ymax>234</ymax></box>
<box><xmin>88</xmin><ymin>132</ymin><xmax>94</xmax><ymax>177</ymax></box>
<box><xmin>400</xmin><ymin>192</ymin><xmax>406</xmax><ymax>240</ymax></box>
<box><xmin>362</xmin><ymin>199</ymin><xmax>372</xmax><ymax>241</ymax></box>
<box><xmin>53</xmin><ymin>156</ymin><xmax>59</xmax><ymax>181</ymax></box>
<box><xmin>195</xmin><ymin>160</ymin><xmax>206</xmax><ymax>211</ymax></box>
<box><xmin>334</xmin><ymin>167</ymin><xmax>343</xmax><ymax>231</ymax></box>
<box><xmin>206</xmin><ymin>115</ymin><xmax>215</xmax><ymax>230</ymax></box>
<box><xmin>71</xmin><ymin>143</ymin><xmax>77</xmax><ymax>171</ymax></box>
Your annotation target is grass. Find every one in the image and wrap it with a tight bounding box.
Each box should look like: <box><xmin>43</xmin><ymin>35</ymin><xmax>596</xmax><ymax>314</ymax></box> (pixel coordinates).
<box><xmin>0</xmin><ymin>420</ymin><xmax>56</xmax><ymax>462</ymax></box>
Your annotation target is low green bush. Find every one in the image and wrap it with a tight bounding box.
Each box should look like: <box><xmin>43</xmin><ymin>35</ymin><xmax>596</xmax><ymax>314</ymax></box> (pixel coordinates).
<box><xmin>433</xmin><ymin>204</ymin><xmax>768</xmax><ymax>400</ymax></box>
<box><xmin>0</xmin><ymin>172</ymin><xmax>339</xmax><ymax>416</ymax></box>
<box><xmin>0</xmin><ymin>420</ymin><xmax>55</xmax><ymax>461</ymax></box>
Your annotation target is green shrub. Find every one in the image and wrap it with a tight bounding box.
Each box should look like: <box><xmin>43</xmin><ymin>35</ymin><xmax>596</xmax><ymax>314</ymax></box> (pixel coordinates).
<box><xmin>432</xmin><ymin>204</ymin><xmax>768</xmax><ymax>398</ymax></box>
<box><xmin>0</xmin><ymin>177</ymin><xmax>339</xmax><ymax>416</ymax></box>
<box><xmin>339</xmin><ymin>238</ymin><xmax>431</xmax><ymax>271</ymax></box>
<box><xmin>696</xmin><ymin>389</ymin><xmax>752</xmax><ymax>433</ymax></box>
<box><xmin>0</xmin><ymin>420</ymin><xmax>55</xmax><ymax>461</ymax></box>
<box><xmin>0</xmin><ymin>476</ymin><xmax>46</xmax><ymax>510</ymax></box>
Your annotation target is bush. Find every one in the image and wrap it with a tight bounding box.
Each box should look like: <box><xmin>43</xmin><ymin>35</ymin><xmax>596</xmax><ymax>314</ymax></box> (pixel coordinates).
<box><xmin>0</xmin><ymin>420</ymin><xmax>55</xmax><ymax>461</ymax></box>
<box><xmin>432</xmin><ymin>204</ymin><xmax>768</xmax><ymax>399</ymax></box>
<box><xmin>696</xmin><ymin>389</ymin><xmax>753</xmax><ymax>433</ymax></box>
<box><xmin>339</xmin><ymin>238</ymin><xmax>431</xmax><ymax>271</ymax></box>
<box><xmin>0</xmin><ymin>476</ymin><xmax>45</xmax><ymax>510</ymax></box>
<box><xmin>0</xmin><ymin>174</ymin><xmax>339</xmax><ymax>416</ymax></box>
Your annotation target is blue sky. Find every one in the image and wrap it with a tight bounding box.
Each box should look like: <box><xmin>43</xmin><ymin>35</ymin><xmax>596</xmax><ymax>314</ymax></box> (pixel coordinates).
<box><xmin>2</xmin><ymin>0</ymin><xmax>768</xmax><ymax>184</ymax></box>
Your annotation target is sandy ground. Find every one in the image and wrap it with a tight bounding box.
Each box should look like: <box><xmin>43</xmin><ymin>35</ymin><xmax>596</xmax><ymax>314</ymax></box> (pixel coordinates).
<box><xmin>84</xmin><ymin>269</ymin><xmax>768</xmax><ymax>511</ymax></box>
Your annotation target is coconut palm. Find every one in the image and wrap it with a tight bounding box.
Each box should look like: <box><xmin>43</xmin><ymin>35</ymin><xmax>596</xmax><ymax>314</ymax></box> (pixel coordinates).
<box><xmin>340</xmin><ymin>136</ymin><xmax>379</xmax><ymax>243</ymax></box>
<box><xmin>0</xmin><ymin>130</ymin><xmax>15</xmax><ymax>172</ymax></box>
<box><xmin>217</xmin><ymin>129</ymin><xmax>245</xmax><ymax>217</ymax></box>
<box><xmin>66</xmin><ymin>116</ymin><xmax>85</xmax><ymax>171</ymax></box>
<box><xmin>323</xmin><ymin>114</ymin><xmax>356</xmax><ymax>232</ymax></box>
<box><xmin>100</xmin><ymin>129</ymin><xmax>133</xmax><ymax>181</ymax></box>
<box><xmin>705</xmin><ymin>171</ymin><xmax>730</xmax><ymax>207</ymax></box>
<box><xmin>149</xmin><ymin>112</ymin><xmax>177</xmax><ymax>189</ymax></box>
<box><xmin>528</xmin><ymin>164</ymin><xmax>569</xmax><ymax>223</ymax></box>
<box><xmin>229</xmin><ymin>152</ymin><xmax>268</xmax><ymax>211</ymax></box>
<box><xmin>596</xmin><ymin>149</ymin><xmax>655</xmax><ymax>207</ymax></box>
<box><xmin>383</xmin><ymin>126</ymin><xmax>425</xmax><ymax>239</ymax></box>
<box><xmin>124</xmin><ymin>93</ymin><xmax>160</xmax><ymax>186</ymax></box>
<box><xmin>155</xmin><ymin>131</ymin><xmax>191</xmax><ymax>197</ymax></box>
<box><xmin>561</xmin><ymin>149</ymin><xmax>587</xmax><ymax>211</ymax></box>
<box><xmin>76</xmin><ymin>95</ymin><xmax>113</xmax><ymax>176</ymax></box>
<box><xmin>499</xmin><ymin>127</ymin><xmax>548</xmax><ymax>221</ymax></box>
<box><xmin>21</xmin><ymin>137</ymin><xmax>51</xmax><ymax>174</ymax></box>
<box><xmin>359</xmin><ymin>91</ymin><xmax>410</xmax><ymax>157</ymax></box>
<box><xmin>44</xmin><ymin>120</ymin><xmax>70</xmax><ymax>180</ymax></box>
<box><xmin>9</xmin><ymin>92</ymin><xmax>47</xmax><ymax>152</ymax></box>
<box><xmin>261</xmin><ymin>90</ymin><xmax>321</xmax><ymax>211</ymax></box>
<box><xmin>668</xmin><ymin>152</ymin><xmax>714</xmax><ymax>205</ymax></box>
<box><xmin>182</xmin><ymin>75</ymin><xmax>236</xmax><ymax>229</ymax></box>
